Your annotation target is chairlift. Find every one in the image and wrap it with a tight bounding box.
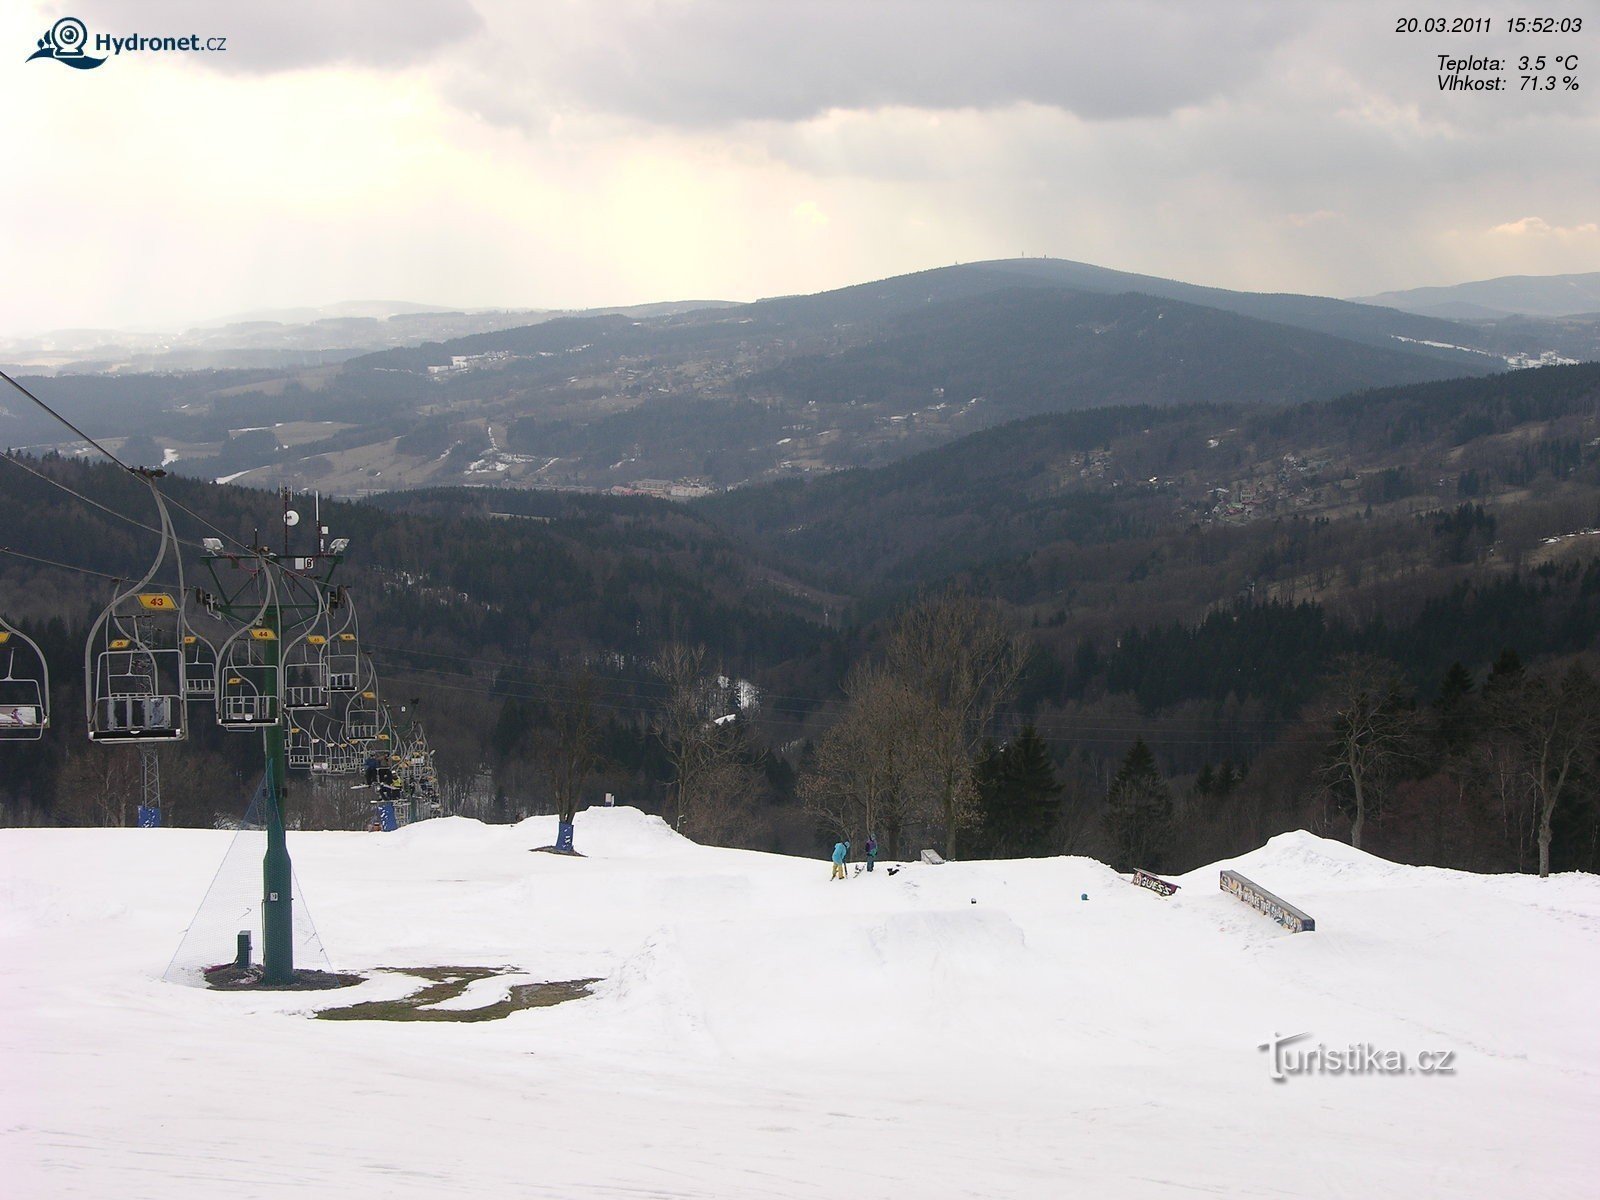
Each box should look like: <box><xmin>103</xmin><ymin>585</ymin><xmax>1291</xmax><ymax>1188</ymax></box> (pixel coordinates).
<box><xmin>376</xmin><ymin>700</ymin><xmax>402</xmax><ymax>753</ymax></box>
<box><xmin>0</xmin><ymin>616</ymin><xmax>50</xmax><ymax>741</ymax></box>
<box><xmin>305</xmin><ymin>715</ymin><xmax>334</xmax><ymax>774</ymax></box>
<box><xmin>325</xmin><ymin>591</ymin><xmax>360</xmax><ymax>694</ymax></box>
<box><xmin>85</xmin><ymin>479</ymin><xmax>187</xmax><ymax>743</ymax></box>
<box><xmin>215</xmin><ymin>567</ymin><xmax>282</xmax><ymax>731</ymax></box>
<box><xmin>181</xmin><ymin>608</ymin><xmax>220</xmax><ymax>704</ymax></box>
<box><xmin>286</xmin><ymin>713</ymin><xmax>313</xmax><ymax>771</ymax></box>
<box><xmin>388</xmin><ymin>720</ymin><xmax>439</xmax><ymax>804</ymax></box>
<box><xmin>343</xmin><ymin>654</ymin><xmax>381</xmax><ymax>741</ymax></box>
<box><xmin>328</xmin><ymin>739</ymin><xmax>362</xmax><ymax>776</ymax></box>
<box><xmin>283</xmin><ymin>629</ymin><xmax>331</xmax><ymax>712</ymax></box>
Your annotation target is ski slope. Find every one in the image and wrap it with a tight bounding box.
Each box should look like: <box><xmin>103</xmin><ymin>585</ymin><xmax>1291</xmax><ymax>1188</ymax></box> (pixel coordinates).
<box><xmin>2</xmin><ymin>808</ymin><xmax>1596</xmax><ymax>1198</ymax></box>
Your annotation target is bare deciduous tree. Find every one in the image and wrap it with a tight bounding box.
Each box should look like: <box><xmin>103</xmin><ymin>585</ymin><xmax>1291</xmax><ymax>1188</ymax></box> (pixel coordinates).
<box><xmin>54</xmin><ymin>747</ymin><xmax>142</xmax><ymax>827</ymax></box>
<box><xmin>654</xmin><ymin>642</ymin><xmax>746</xmax><ymax>839</ymax></box>
<box><xmin>884</xmin><ymin>593</ymin><xmax>1025</xmax><ymax>859</ymax></box>
<box><xmin>1315</xmin><ymin>655</ymin><xmax>1418</xmax><ymax>851</ymax></box>
<box><xmin>800</xmin><ymin>665</ymin><xmax>936</xmax><ymax>859</ymax></box>
<box><xmin>1493</xmin><ymin>660</ymin><xmax>1600</xmax><ymax>878</ymax></box>
<box><xmin>536</xmin><ymin>665</ymin><xmax>601</xmax><ymax>829</ymax></box>
<box><xmin>692</xmin><ymin>759</ymin><xmax>765</xmax><ymax>848</ymax></box>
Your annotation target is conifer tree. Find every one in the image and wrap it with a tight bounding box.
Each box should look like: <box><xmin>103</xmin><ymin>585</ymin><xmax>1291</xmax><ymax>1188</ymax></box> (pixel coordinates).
<box><xmin>1433</xmin><ymin>661</ymin><xmax>1476</xmax><ymax>755</ymax></box>
<box><xmin>1104</xmin><ymin>737</ymin><xmax>1173</xmax><ymax>871</ymax></box>
<box><xmin>974</xmin><ymin>725</ymin><xmax>1063</xmax><ymax>857</ymax></box>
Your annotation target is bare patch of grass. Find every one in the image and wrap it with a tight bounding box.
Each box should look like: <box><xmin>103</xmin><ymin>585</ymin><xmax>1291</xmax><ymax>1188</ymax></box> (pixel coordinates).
<box><xmin>313</xmin><ymin>966</ymin><xmax>598</xmax><ymax>1023</ymax></box>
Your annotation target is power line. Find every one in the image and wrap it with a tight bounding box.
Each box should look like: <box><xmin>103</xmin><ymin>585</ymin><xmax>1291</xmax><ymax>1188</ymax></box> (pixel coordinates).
<box><xmin>371</xmin><ymin>652</ymin><xmax>1322</xmax><ymax>746</ymax></box>
<box><xmin>366</xmin><ymin>637</ymin><xmax>1320</xmax><ymax>730</ymax></box>
<box><xmin>381</xmin><ymin>668</ymin><xmax>1302</xmax><ymax>748</ymax></box>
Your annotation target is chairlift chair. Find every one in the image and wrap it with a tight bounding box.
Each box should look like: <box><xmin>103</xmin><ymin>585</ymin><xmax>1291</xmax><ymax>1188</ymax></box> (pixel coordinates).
<box><xmin>216</xmin><ymin>630</ymin><xmax>283</xmax><ymax>729</ymax></box>
<box><xmin>0</xmin><ymin>617</ymin><xmax>50</xmax><ymax>742</ymax></box>
<box><xmin>182</xmin><ymin>629</ymin><xmax>218</xmax><ymax>703</ymax></box>
<box><xmin>84</xmin><ymin>479</ymin><xmax>189</xmax><ymax>743</ymax></box>
<box><xmin>329</xmin><ymin>739</ymin><xmax>362</xmax><ymax>775</ymax></box>
<box><xmin>283</xmin><ymin>632</ymin><xmax>332</xmax><ymax>712</ymax></box>
<box><xmin>286</xmin><ymin>715</ymin><xmax>315</xmax><ymax>769</ymax></box>
<box><xmin>325</xmin><ymin>595</ymin><xmax>360</xmax><ymax>694</ymax></box>
<box><xmin>214</xmin><ymin>566</ymin><xmax>283</xmax><ymax>731</ymax></box>
<box><xmin>344</xmin><ymin>655</ymin><xmax>381</xmax><ymax>741</ymax></box>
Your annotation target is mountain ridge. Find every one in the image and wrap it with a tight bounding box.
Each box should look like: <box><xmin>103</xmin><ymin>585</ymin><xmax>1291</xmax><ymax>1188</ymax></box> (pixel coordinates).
<box><xmin>1352</xmin><ymin>270</ymin><xmax>1600</xmax><ymax>319</ymax></box>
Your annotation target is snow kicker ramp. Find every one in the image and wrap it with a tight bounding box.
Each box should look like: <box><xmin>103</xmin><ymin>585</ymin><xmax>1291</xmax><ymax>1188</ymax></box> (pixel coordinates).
<box><xmin>598</xmin><ymin>907</ymin><xmax>1031</xmax><ymax>1057</ymax></box>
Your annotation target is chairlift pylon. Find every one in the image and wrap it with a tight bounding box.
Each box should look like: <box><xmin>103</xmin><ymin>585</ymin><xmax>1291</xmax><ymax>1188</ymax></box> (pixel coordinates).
<box><xmin>0</xmin><ymin>615</ymin><xmax>50</xmax><ymax>741</ymax></box>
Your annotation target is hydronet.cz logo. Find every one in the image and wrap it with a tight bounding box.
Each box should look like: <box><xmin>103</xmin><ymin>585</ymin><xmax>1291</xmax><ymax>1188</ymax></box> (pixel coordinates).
<box><xmin>27</xmin><ymin>16</ymin><xmax>227</xmax><ymax>69</ymax></box>
<box><xmin>27</xmin><ymin>17</ymin><xmax>104</xmax><ymax>68</ymax></box>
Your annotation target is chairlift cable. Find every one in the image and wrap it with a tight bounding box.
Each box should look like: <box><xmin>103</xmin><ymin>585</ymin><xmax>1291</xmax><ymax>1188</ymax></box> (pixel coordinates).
<box><xmin>0</xmin><ymin>544</ymin><xmax>125</xmax><ymax>584</ymax></box>
<box><xmin>0</xmin><ymin>368</ymin><xmax>140</xmax><ymax>473</ymax></box>
<box><xmin>0</xmin><ymin>452</ymin><xmax>190</xmax><ymax>545</ymax></box>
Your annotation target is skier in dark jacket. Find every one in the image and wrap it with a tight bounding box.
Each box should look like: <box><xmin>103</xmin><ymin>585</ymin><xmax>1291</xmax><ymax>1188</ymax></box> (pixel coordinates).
<box><xmin>865</xmin><ymin>835</ymin><xmax>879</xmax><ymax>872</ymax></box>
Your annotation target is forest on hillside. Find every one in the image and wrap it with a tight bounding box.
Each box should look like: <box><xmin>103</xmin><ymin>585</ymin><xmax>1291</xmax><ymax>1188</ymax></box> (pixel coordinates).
<box><xmin>5</xmin><ymin>363</ymin><xmax>1600</xmax><ymax>875</ymax></box>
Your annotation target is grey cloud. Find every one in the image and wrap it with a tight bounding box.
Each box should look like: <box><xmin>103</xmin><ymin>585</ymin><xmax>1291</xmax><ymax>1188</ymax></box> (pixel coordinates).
<box><xmin>468</xmin><ymin>0</ymin><xmax>1298</xmax><ymax>128</ymax></box>
<box><xmin>71</xmin><ymin>0</ymin><xmax>483</xmax><ymax>72</ymax></box>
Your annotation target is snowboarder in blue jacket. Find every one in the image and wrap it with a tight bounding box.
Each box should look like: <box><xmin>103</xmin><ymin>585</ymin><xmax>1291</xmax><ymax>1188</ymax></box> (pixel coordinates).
<box><xmin>830</xmin><ymin>839</ymin><xmax>850</xmax><ymax>880</ymax></box>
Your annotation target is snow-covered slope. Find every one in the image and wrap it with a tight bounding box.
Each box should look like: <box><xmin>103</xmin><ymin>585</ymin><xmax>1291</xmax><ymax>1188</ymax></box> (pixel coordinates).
<box><xmin>2</xmin><ymin>811</ymin><xmax>1596</xmax><ymax>1198</ymax></box>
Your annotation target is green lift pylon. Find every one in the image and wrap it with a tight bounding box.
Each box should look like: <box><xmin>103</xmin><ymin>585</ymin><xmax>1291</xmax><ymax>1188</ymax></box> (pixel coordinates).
<box><xmin>201</xmin><ymin>488</ymin><xmax>347</xmax><ymax>984</ymax></box>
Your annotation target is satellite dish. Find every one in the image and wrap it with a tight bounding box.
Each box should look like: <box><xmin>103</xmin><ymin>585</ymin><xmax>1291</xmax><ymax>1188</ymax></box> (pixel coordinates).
<box><xmin>284</xmin><ymin>509</ymin><xmax>300</xmax><ymax>527</ymax></box>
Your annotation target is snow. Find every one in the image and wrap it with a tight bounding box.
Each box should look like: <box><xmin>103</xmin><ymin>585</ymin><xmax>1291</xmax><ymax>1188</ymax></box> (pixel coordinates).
<box><xmin>2</xmin><ymin>812</ymin><xmax>1596</xmax><ymax>1198</ymax></box>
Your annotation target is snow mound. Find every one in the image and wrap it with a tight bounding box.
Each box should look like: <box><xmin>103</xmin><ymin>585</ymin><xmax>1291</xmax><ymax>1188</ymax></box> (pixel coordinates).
<box><xmin>382</xmin><ymin>815</ymin><xmax>497</xmax><ymax>849</ymax></box>
<box><xmin>563</xmin><ymin>805</ymin><xmax>695</xmax><ymax>859</ymax></box>
<box><xmin>596</xmin><ymin>908</ymin><xmax>1030</xmax><ymax>1057</ymax></box>
<box><xmin>1180</xmin><ymin>829</ymin><xmax>1411</xmax><ymax>892</ymax></box>
<box><xmin>381</xmin><ymin>806</ymin><xmax>691</xmax><ymax>860</ymax></box>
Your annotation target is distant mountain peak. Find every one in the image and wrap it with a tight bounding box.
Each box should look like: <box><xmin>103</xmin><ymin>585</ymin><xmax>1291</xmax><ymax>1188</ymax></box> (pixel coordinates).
<box><xmin>1351</xmin><ymin>271</ymin><xmax>1600</xmax><ymax>319</ymax></box>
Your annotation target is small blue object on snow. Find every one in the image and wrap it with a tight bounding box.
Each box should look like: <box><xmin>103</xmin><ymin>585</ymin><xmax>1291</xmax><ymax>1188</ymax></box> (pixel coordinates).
<box><xmin>1081</xmin><ymin>893</ymin><xmax>1088</xmax><ymax>901</ymax></box>
<box><xmin>556</xmin><ymin>819</ymin><xmax>575</xmax><ymax>853</ymax></box>
<box><xmin>137</xmin><ymin>805</ymin><xmax>161</xmax><ymax>828</ymax></box>
<box><xmin>377</xmin><ymin>802</ymin><xmax>398</xmax><ymax>832</ymax></box>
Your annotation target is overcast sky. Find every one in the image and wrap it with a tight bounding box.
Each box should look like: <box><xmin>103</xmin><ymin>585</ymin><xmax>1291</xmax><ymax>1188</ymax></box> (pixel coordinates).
<box><xmin>2</xmin><ymin>0</ymin><xmax>1595</xmax><ymax>333</ymax></box>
